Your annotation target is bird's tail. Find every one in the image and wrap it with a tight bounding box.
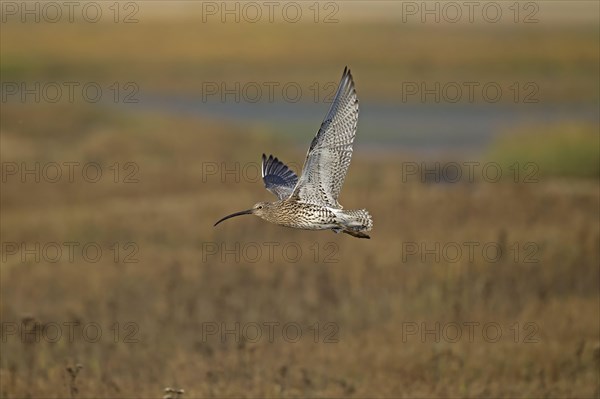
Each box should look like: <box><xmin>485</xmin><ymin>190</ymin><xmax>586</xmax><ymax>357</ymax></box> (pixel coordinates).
<box><xmin>337</xmin><ymin>209</ymin><xmax>373</xmax><ymax>232</ymax></box>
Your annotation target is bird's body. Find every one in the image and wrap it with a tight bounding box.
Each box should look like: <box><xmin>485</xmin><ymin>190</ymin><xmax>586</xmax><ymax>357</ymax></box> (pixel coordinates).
<box><xmin>214</xmin><ymin>67</ymin><xmax>373</xmax><ymax>239</ymax></box>
<box><xmin>251</xmin><ymin>200</ymin><xmax>372</xmax><ymax>236</ymax></box>
<box><xmin>252</xmin><ymin>201</ymin><xmax>339</xmax><ymax>230</ymax></box>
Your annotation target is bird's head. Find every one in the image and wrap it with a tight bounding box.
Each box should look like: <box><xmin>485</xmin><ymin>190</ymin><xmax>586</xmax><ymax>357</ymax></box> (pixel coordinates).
<box><xmin>213</xmin><ymin>201</ymin><xmax>276</xmax><ymax>226</ymax></box>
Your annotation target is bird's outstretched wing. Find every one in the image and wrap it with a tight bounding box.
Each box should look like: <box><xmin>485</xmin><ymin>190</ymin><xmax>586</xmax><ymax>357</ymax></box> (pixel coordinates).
<box><xmin>262</xmin><ymin>154</ymin><xmax>298</xmax><ymax>200</ymax></box>
<box><xmin>291</xmin><ymin>67</ymin><xmax>359</xmax><ymax>208</ymax></box>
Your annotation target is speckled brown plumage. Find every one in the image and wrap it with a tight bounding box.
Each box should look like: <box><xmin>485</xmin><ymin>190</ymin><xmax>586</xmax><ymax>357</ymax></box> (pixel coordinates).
<box><xmin>214</xmin><ymin>67</ymin><xmax>373</xmax><ymax>239</ymax></box>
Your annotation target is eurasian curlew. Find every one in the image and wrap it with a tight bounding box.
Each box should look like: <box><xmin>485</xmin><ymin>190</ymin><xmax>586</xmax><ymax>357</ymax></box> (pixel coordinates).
<box><xmin>214</xmin><ymin>67</ymin><xmax>373</xmax><ymax>239</ymax></box>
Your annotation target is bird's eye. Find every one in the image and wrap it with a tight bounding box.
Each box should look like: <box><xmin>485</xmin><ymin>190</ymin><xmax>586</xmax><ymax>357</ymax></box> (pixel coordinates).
<box><xmin>258</xmin><ymin>205</ymin><xmax>263</xmax><ymax>209</ymax></box>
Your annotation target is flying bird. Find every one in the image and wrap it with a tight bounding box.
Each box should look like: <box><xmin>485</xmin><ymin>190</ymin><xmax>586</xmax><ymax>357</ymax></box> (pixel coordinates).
<box><xmin>214</xmin><ymin>67</ymin><xmax>372</xmax><ymax>239</ymax></box>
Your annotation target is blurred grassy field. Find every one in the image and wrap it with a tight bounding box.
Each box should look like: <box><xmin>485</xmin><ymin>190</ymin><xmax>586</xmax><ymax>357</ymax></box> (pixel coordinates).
<box><xmin>1</xmin><ymin>2</ymin><xmax>599</xmax><ymax>398</ymax></box>
<box><xmin>1</xmin><ymin>103</ymin><xmax>599</xmax><ymax>397</ymax></box>
<box><xmin>1</xmin><ymin>13</ymin><xmax>598</xmax><ymax>103</ymax></box>
<box><xmin>489</xmin><ymin>123</ymin><xmax>600</xmax><ymax>178</ymax></box>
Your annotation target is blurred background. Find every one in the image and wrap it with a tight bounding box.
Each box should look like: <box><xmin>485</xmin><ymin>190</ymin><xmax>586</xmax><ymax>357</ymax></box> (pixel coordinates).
<box><xmin>1</xmin><ymin>1</ymin><xmax>599</xmax><ymax>397</ymax></box>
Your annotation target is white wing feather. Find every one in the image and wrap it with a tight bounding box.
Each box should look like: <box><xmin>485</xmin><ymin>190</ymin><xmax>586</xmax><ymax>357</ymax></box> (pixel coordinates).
<box><xmin>291</xmin><ymin>67</ymin><xmax>359</xmax><ymax>208</ymax></box>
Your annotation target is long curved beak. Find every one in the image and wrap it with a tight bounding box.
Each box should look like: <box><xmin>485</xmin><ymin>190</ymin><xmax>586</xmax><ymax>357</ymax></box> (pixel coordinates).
<box><xmin>214</xmin><ymin>209</ymin><xmax>253</xmax><ymax>226</ymax></box>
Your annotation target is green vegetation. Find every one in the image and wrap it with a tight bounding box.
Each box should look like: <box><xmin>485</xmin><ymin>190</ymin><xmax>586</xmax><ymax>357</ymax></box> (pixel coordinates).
<box><xmin>489</xmin><ymin>123</ymin><xmax>600</xmax><ymax>178</ymax></box>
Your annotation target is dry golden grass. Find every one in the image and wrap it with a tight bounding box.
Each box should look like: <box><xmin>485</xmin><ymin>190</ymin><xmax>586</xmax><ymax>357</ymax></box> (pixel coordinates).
<box><xmin>1</xmin><ymin>103</ymin><xmax>599</xmax><ymax>398</ymax></box>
